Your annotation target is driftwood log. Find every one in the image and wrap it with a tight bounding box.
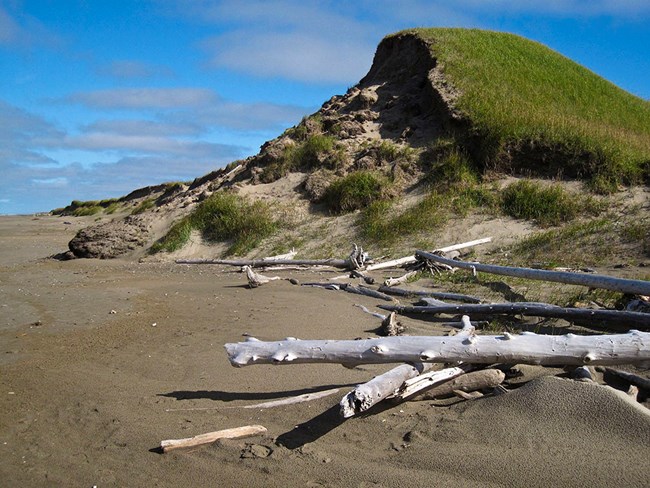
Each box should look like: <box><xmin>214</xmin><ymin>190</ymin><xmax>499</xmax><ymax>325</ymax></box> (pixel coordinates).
<box><xmin>411</xmin><ymin>368</ymin><xmax>506</xmax><ymax>400</ymax></box>
<box><xmin>383</xmin><ymin>271</ymin><xmax>418</xmax><ymax>287</ymax></box>
<box><xmin>378</xmin><ymin>302</ymin><xmax>650</xmax><ymax>328</ymax></box>
<box><xmin>365</xmin><ymin>237</ymin><xmax>493</xmax><ymax>272</ymax></box>
<box><xmin>244</xmin><ymin>266</ymin><xmax>281</xmax><ymax>287</ymax></box>
<box><xmin>377</xmin><ymin>285</ymin><xmax>482</xmax><ymax>303</ymax></box>
<box><xmin>225</xmin><ymin>330</ymin><xmax>650</xmax><ymax>367</ymax></box>
<box><xmin>339</xmin><ymin>317</ymin><xmax>476</xmax><ymax>417</ymax></box>
<box><xmin>160</xmin><ymin>425</ymin><xmax>267</xmax><ymax>453</ymax></box>
<box><xmin>416</xmin><ymin>250</ymin><xmax>650</xmax><ymax>296</ymax></box>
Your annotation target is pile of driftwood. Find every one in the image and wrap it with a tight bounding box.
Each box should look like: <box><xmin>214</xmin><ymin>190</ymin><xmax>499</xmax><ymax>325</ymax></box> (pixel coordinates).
<box><xmin>179</xmin><ymin>239</ymin><xmax>650</xmax><ymax>419</ymax></box>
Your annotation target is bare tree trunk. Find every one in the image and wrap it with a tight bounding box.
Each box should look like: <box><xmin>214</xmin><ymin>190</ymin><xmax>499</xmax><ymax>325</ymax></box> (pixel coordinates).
<box><xmin>416</xmin><ymin>250</ymin><xmax>650</xmax><ymax>296</ymax></box>
<box><xmin>225</xmin><ymin>330</ymin><xmax>650</xmax><ymax>367</ymax></box>
<box><xmin>378</xmin><ymin>302</ymin><xmax>650</xmax><ymax>328</ymax></box>
<box><xmin>177</xmin><ymin>257</ymin><xmax>350</xmax><ymax>268</ymax></box>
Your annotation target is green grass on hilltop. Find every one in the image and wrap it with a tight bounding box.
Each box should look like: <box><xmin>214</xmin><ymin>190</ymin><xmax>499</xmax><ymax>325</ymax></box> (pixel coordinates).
<box><xmin>400</xmin><ymin>28</ymin><xmax>650</xmax><ymax>191</ymax></box>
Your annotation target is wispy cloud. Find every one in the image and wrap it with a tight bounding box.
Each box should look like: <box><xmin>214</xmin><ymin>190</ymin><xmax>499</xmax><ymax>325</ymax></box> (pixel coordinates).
<box><xmin>67</xmin><ymin>88</ymin><xmax>219</xmax><ymax>109</ymax></box>
<box><xmin>0</xmin><ymin>4</ymin><xmax>63</xmax><ymax>48</ymax></box>
<box><xmin>96</xmin><ymin>60</ymin><xmax>176</xmax><ymax>80</ymax></box>
<box><xmin>203</xmin><ymin>31</ymin><xmax>374</xmax><ymax>83</ymax></box>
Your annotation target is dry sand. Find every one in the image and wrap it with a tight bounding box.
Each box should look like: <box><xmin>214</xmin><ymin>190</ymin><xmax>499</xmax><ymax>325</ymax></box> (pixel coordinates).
<box><xmin>1</xmin><ymin>215</ymin><xmax>648</xmax><ymax>487</ymax></box>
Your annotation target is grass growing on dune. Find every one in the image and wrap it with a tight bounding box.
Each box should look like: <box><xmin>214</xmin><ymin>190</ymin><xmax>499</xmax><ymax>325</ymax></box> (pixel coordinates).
<box><xmin>151</xmin><ymin>191</ymin><xmax>279</xmax><ymax>256</ymax></box>
<box><xmin>399</xmin><ymin>28</ymin><xmax>650</xmax><ymax>191</ymax></box>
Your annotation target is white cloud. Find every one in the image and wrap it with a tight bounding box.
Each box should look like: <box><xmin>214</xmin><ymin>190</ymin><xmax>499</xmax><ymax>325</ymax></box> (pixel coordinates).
<box><xmin>203</xmin><ymin>30</ymin><xmax>374</xmax><ymax>83</ymax></box>
<box><xmin>67</xmin><ymin>88</ymin><xmax>219</xmax><ymax>109</ymax></box>
<box><xmin>0</xmin><ymin>4</ymin><xmax>63</xmax><ymax>48</ymax></box>
<box><xmin>97</xmin><ymin>60</ymin><xmax>176</xmax><ymax>80</ymax></box>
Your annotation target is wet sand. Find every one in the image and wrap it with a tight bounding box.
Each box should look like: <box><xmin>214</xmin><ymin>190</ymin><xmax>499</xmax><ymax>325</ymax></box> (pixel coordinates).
<box><xmin>1</xmin><ymin>215</ymin><xmax>648</xmax><ymax>487</ymax></box>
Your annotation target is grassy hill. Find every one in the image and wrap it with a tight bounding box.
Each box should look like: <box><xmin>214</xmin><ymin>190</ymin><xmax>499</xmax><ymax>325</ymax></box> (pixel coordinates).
<box><xmin>63</xmin><ymin>28</ymin><xmax>650</xmax><ymax>264</ymax></box>
<box><xmin>404</xmin><ymin>28</ymin><xmax>650</xmax><ymax>191</ymax></box>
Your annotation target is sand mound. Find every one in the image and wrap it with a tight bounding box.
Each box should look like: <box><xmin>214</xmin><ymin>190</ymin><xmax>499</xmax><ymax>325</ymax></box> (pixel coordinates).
<box><xmin>397</xmin><ymin>376</ymin><xmax>650</xmax><ymax>487</ymax></box>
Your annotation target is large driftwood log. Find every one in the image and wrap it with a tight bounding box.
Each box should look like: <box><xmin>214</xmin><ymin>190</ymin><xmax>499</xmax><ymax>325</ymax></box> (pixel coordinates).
<box><xmin>378</xmin><ymin>302</ymin><xmax>650</xmax><ymax>328</ymax></box>
<box><xmin>225</xmin><ymin>330</ymin><xmax>650</xmax><ymax>367</ymax></box>
<box><xmin>377</xmin><ymin>285</ymin><xmax>482</xmax><ymax>303</ymax></box>
<box><xmin>411</xmin><ymin>369</ymin><xmax>506</xmax><ymax>400</ymax></box>
<box><xmin>416</xmin><ymin>250</ymin><xmax>650</xmax><ymax>296</ymax></box>
<box><xmin>365</xmin><ymin>237</ymin><xmax>492</xmax><ymax>272</ymax></box>
<box><xmin>160</xmin><ymin>425</ymin><xmax>267</xmax><ymax>453</ymax></box>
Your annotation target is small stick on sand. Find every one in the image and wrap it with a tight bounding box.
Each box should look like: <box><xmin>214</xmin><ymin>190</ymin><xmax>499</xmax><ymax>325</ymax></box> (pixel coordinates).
<box><xmin>160</xmin><ymin>425</ymin><xmax>267</xmax><ymax>453</ymax></box>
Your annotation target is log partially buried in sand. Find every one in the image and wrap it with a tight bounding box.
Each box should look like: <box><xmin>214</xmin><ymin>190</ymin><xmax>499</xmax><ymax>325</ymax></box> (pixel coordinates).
<box><xmin>160</xmin><ymin>425</ymin><xmax>267</xmax><ymax>453</ymax></box>
<box><xmin>225</xmin><ymin>330</ymin><xmax>650</xmax><ymax>368</ymax></box>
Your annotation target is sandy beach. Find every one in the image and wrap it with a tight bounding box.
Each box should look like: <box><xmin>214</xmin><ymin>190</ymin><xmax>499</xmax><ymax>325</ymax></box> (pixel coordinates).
<box><xmin>1</xmin><ymin>215</ymin><xmax>648</xmax><ymax>488</ymax></box>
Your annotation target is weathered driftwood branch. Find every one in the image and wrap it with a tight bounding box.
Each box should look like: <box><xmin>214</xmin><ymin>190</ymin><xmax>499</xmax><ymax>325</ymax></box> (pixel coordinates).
<box><xmin>160</xmin><ymin>425</ymin><xmax>267</xmax><ymax>453</ymax></box>
<box><xmin>365</xmin><ymin>237</ymin><xmax>493</xmax><ymax>272</ymax></box>
<box><xmin>377</xmin><ymin>285</ymin><xmax>482</xmax><ymax>303</ymax></box>
<box><xmin>262</xmin><ymin>249</ymin><xmax>297</xmax><ymax>261</ymax></box>
<box><xmin>384</xmin><ymin>271</ymin><xmax>418</xmax><ymax>287</ymax></box>
<box><xmin>339</xmin><ymin>316</ymin><xmax>474</xmax><ymax>417</ymax></box>
<box><xmin>225</xmin><ymin>330</ymin><xmax>650</xmax><ymax>367</ymax></box>
<box><xmin>416</xmin><ymin>250</ymin><xmax>650</xmax><ymax>296</ymax></box>
<box><xmin>178</xmin><ymin>257</ymin><xmax>350</xmax><ymax>268</ymax></box>
<box><xmin>345</xmin><ymin>284</ymin><xmax>395</xmax><ymax>301</ymax></box>
<box><xmin>411</xmin><ymin>369</ymin><xmax>506</xmax><ymax>400</ymax></box>
<box><xmin>244</xmin><ymin>266</ymin><xmax>281</xmax><ymax>288</ymax></box>
<box><xmin>378</xmin><ymin>302</ymin><xmax>650</xmax><ymax>328</ymax></box>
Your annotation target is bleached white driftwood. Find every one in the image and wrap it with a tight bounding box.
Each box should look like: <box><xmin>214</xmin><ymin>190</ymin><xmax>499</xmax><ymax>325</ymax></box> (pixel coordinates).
<box><xmin>380</xmin><ymin>311</ymin><xmax>404</xmax><ymax>336</ymax></box>
<box><xmin>338</xmin><ymin>316</ymin><xmax>475</xmax><ymax>417</ymax></box>
<box><xmin>225</xmin><ymin>330</ymin><xmax>650</xmax><ymax>367</ymax></box>
<box><xmin>244</xmin><ymin>265</ymin><xmax>281</xmax><ymax>288</ymax></box>
<box><xmin>160</xmin><ymin>425</ymin><xmax>267</xmax><ymax>453</ymax></box>
<box><xmin>378</xmin><ymin>302</ymin><xmax>650</xmax><ymax>328</ymax></box>
<box><xmin>242</xmin><ymin>388</ymin><xmax>340</xmax><ymax>409</ymax></box>
<box><xmin>365</xmin><ymin>237</ymin><xmax>492</xmax><ymax>272</ymax></box>
<box><xmin>262</xmin><ymin>248</ymin><xmax>297</xmax><ymax>261</ymax></box>
<box><xmin>384</xmin><ymin>271</ymin><xmax>418</xmax><ymax>287</ymax></box>
<box><xmin>411</xmin><ymin>369</ymin><xmax>506</xmax><ymax>400</ymax></box>
<box><xmin>416</xmin><ymin>250</ymin><xmax>650</xmax><ymax>296</ymax></box>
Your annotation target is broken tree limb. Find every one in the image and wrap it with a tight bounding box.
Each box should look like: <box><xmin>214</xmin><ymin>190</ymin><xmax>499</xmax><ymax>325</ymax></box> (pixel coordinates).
<box><xmin>380</xmin><ymin>311</ymin><xmax>404</xmax><ymax>336</ymax></box>
<box><xmin>339</xmin><ymin>316</ymin><xmax>476</xmax><ymax>417</ymax></box>
<box><xmin>365</xmin><ymin>237</ymin><xmax>492</xmax><ymax>272</ymax></box>
<box><xmin>411</xmin><ymin>369</ymin><xmax>506</xmax><ymax>400</ymax></box>
<box><xmin>160</xmin><ymin>425</ymin><xmax>267</xmax><ymax>453</ymax></box>
<box><xmin>378</xmin><ymin>302</ymin><xmax>650</xmax><ymax>328</ymax></box>
<box><xmin>415</xmin><ymin>250</ymin><xmax>650</xmax><ymax>296</ymax></box>
<box><xmin>342</xmin><ymin>284</ymin><xmax>395</xmax><ymax>302</ymax></box>
<box><xmin>244</xmin><ymin>266</ymin><xmax>281</xmax><ymax>288</ymax></box>
<box><xmin>225</xmin><ymin>330</ymin><xmax>650</xmax><ymax>367</ymax></box>
<box><xmin>377</xmin><ymin>285</ymin><xmax>482</xmax><ymax>303</ymax></box>
<box><xmin>384</xmin><ymin>271</ymin><xmax>418</xmax><ymax>287</ymax></box>
<box><xmin>596</xmin><ymin>367</ymin><xmax>650</xmax><ymax>391</ymax></box>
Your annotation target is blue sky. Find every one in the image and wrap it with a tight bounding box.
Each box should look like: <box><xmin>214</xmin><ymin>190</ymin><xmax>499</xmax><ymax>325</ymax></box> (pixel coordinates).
<box><xmin>1</xmin><ymin>1</ymin><xmax>649</xmax><ymax>215</ymax></box>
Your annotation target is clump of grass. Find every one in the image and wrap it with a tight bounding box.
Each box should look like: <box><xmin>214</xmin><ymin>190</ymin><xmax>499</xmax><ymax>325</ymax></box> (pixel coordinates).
<box><xmin>260</xmin><ymin>133</ymin><xmax>344</xmax><ymax>183</ymax></box>
<box><xmin>72</xmin><ymin>204</ymin><xmax>103</xmax><ymax>216</ymax></box>
<box><xmin>501</xmin><ymin>181</ymin><xmax>577</xmax><ymax>226</ymax></box>
<box><xmin>131</xmin><ymin>198</ymin><xmax>156</xmax><ymax>215</ymax></box>
<box><xmin>395</xmin><ymin>28</ymin><xmax>650</xmax><ymax>188</ymax></box>
<box><xmin>323</xmin><ymin>171</ymin><xmax>391</xmax><ymax>214</ymax></box>
<box><xmin>151</xmin><ymin>191</ymin><xmax>279</xmax><ymax>256</ymax></box>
